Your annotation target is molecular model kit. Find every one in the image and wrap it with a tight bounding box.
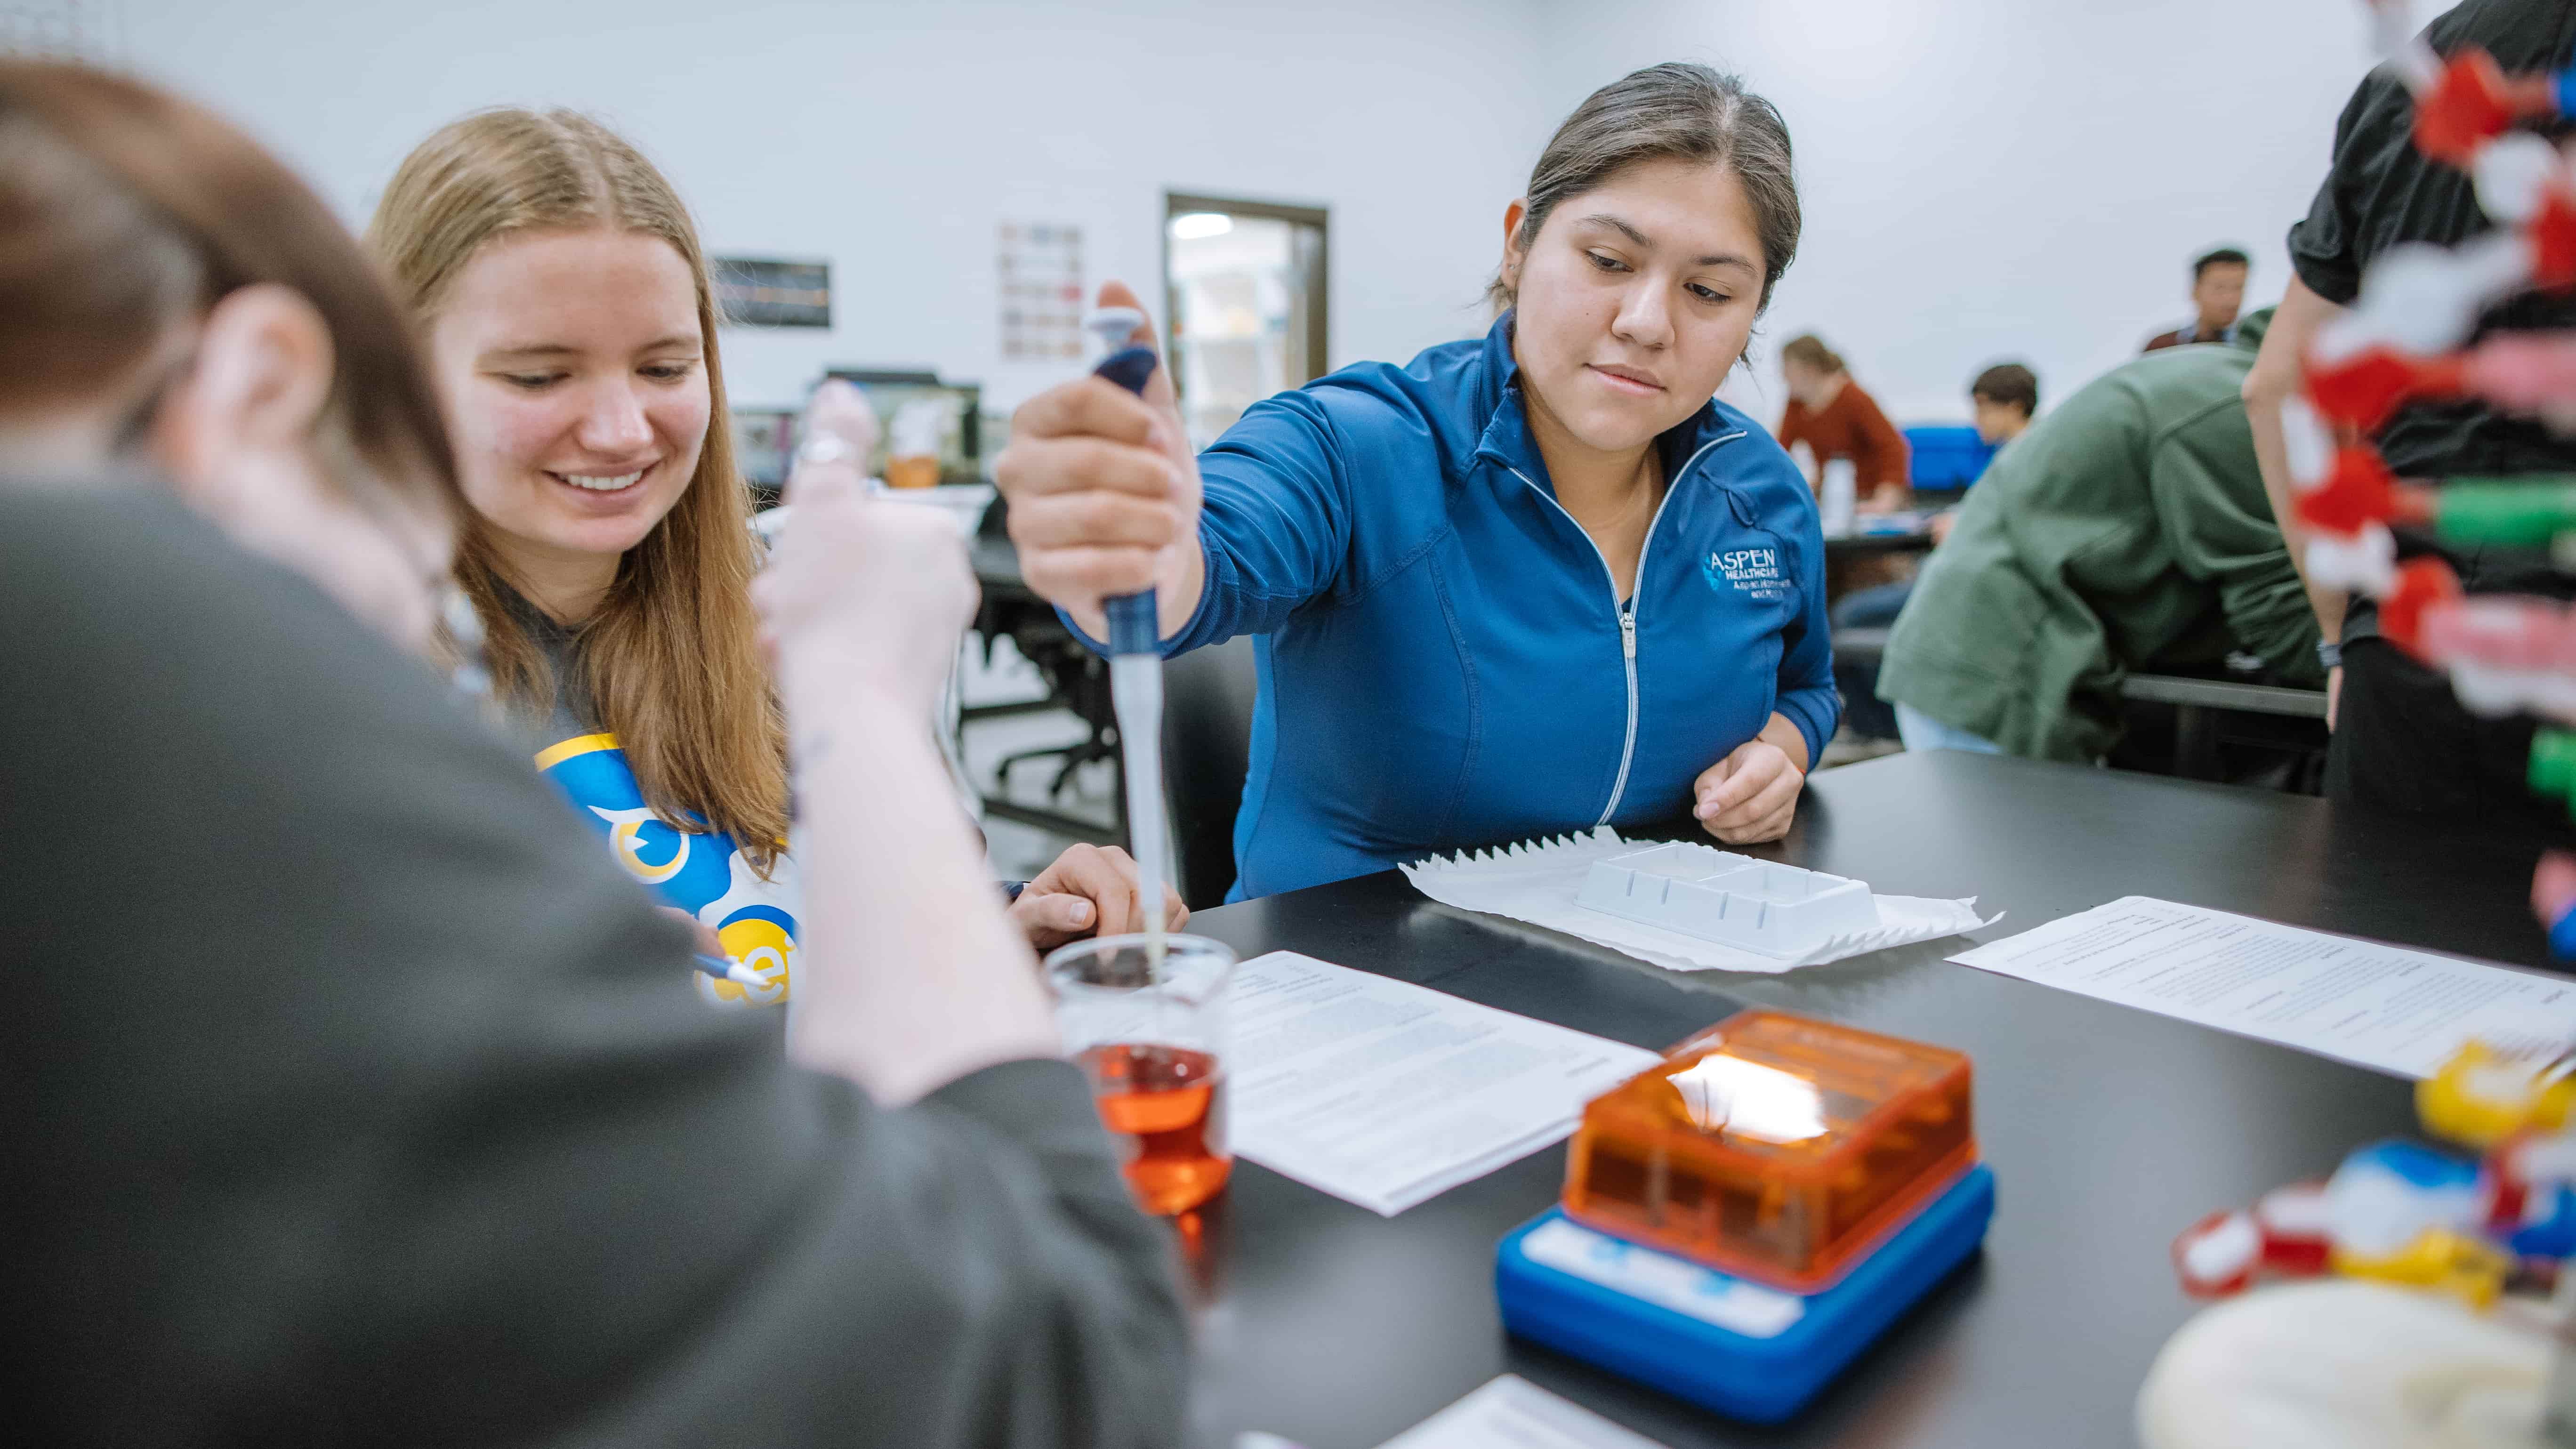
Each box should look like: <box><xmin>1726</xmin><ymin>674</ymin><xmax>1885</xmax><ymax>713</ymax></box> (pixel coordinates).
<box><xmin>2159</xmin><ymin>0</ymin><xmax>2576</xmax><ymax>1397</ymax></box>
<box><xmin>2174</xmin><ymin>1041</ymin><xmax>2576</xmax><ymax>1308</ymax></box>
<box><xmin>2290</xmin><ymin>3</ymin><xmax>2576</xmax><ymax>955</ymax></box>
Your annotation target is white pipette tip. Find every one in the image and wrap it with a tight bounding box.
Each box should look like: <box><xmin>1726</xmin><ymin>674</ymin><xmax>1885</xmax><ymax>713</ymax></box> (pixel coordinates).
<box><xmin>1086</xmin><ymin>305</ymin><xmax>1148</xmax><ymax>352</ymax></box>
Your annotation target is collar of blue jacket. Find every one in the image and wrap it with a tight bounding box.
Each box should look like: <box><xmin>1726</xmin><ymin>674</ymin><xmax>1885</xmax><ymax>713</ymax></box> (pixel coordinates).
<box><xmin>1064</xmin><ymin>311</ymin><xmax>1839</xmax><ymax>902</ymax></box>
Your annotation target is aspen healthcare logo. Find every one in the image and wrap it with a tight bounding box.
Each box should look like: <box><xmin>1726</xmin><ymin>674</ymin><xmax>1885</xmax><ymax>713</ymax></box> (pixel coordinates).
<box><xmin>1705</xmin><ymin>545</ymin><xmax>1788</xmax><ymax>602</ymax></box>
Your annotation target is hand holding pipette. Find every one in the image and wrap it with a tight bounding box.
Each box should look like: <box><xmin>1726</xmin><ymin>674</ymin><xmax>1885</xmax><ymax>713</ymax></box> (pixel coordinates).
<box><xmin>801</xmin><ymin>378</ymin><xmax>882</xmax><ymax>476</ymax></box>
<box><xmin>752</xmin><ymin>378</ymin><xmax>885</xmax><ymax>547</ymax></box>
<box><xmin>753</xmin><ymin>385</ymin><xmax>1062</xmax><ymax>1102</ymax></box>
<box><xmin>992</xmin><ymin>281</ymin><xmax>1207</xmax><ymax>643</ymax></box>
<box><xmin>991</xmin><ymin>283</ymin><xmax>1205</xmax><ymax>968</ymax></box>
<box><xmin>755</xmin><ymin>385</ymin><xmax>977</xmax><ymax>709</ymax></box>
<box><xmin>1085</xmin><ymin>302</ymin><xmax>1164</xmax><ymax>649</ymax></box>
<box><xmin>778</xmin><ymin>362</ymin><xmax>1185</xmax><ymax>960</ymax></box>
<box><xmin>1081</xmin><ymin>298</ymin><xmax>1179</xmax><ymax>967</ymax></box>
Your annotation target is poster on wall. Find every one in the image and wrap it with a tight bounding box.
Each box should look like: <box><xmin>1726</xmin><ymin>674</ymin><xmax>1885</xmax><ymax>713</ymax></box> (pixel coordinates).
<box><xmin>712</xmin><ymin>257</ymin><xmax>832</xmax><ymax>329</ymax></box>
<box><xmin>998</xmin><ymin>222</ymin><xmax>1084</xmax><ymax>361</ymax></box>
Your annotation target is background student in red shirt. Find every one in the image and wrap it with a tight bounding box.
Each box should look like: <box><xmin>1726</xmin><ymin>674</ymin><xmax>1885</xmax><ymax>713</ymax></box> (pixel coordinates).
<box><xmin>1776</xmin><ymin>333</ymin><xmax>1911</xmax><ymax>513</ymax></box>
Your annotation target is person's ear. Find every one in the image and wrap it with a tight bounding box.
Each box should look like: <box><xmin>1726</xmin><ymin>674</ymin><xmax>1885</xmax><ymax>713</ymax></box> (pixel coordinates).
<box><xmin>154</xmin><ymin>283</ymin><xmax>335</xmax><ymax>506</ymax></box>
<box><xmin>1499</xmin><ymin>199</ymin><xmax>1530</xmax><ymax>297</ymax></box>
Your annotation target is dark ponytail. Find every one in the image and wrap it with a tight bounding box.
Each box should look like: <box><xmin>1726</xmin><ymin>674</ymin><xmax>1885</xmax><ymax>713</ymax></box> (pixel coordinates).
<box><xmin>1491</xmin><ymin>61</ymin><xmax>1801</xmax><ymax>314</ymax></box>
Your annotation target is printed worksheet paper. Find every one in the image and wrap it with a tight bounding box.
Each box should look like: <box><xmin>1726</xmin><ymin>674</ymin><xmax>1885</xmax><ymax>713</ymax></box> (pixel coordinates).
<box><xmin>1226</xmin><ymin>952</ymin><xmax>1662</xmax><ymax>1215</ymax></box>
<box><xmin>1948</xmin><ymin>896</ymin><xmax>2576</xmax><ymax>1078</ymax></box>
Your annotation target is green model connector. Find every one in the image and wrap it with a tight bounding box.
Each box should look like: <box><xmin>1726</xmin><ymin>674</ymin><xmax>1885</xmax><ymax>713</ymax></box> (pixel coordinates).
<box><xmin>2433</xmin><ymin>478</ymin><xmax>2576</xmax><ymax>549</ymax></box>
<box><xmin>2531</xmin><ymin>728</ymin><xmax>2576</xmax><ymax>809</ymax></box>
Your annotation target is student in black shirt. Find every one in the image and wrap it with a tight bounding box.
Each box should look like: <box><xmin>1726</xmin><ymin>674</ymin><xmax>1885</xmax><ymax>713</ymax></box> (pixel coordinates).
<box><xmin>2246</xmin><ymin>0</ymin><xmax>2576</xmax><ymax>832</ymax></box>
<box><xmin>0</xmin><ymin>57</ymin><xmax>1184</xmax><ymax>1448</ymax></box>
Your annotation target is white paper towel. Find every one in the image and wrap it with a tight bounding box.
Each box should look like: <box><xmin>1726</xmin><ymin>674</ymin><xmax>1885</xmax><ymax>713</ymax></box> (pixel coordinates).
<box><xmin>1399</xmin><ymin>827</ymin><xmax>1996</xmax><ymax>974</ymax></box>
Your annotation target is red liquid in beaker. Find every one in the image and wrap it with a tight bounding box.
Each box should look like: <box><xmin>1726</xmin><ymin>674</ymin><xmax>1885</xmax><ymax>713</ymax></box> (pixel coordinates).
<box><xmin>1080</xmin><ymin>1042</ymin><xmax>1231</xmax><ymax>1215</ymax></box>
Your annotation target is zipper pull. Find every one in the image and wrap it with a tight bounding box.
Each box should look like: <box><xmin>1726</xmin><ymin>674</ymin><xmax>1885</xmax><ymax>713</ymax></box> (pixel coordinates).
<box><xmin>1620</xmin><ymin>607</ymin><xmax>1637</xmax><ymax>658</ymax></box>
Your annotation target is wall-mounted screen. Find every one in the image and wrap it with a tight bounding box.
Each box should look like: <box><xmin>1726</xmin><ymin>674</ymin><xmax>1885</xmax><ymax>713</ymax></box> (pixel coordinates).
<box><xmin>712</xmin><ymin>257</ymin><xmax>831</xmax><ymax>329</ymax></box>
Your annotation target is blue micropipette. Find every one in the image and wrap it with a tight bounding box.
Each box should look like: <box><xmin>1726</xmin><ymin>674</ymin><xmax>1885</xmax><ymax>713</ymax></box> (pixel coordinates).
<box><xmin>1086</xmin><ymin>305</ymin><xmax>1173</xmax><ymax>966</ymax></box>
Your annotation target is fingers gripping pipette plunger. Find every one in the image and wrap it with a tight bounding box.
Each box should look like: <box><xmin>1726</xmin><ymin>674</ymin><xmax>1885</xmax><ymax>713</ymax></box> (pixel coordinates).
<box><xmin>1086</xmin><ymin>304</ymin><xmax>1173</xmax><ymax>966</ymax></box>
<box><xmin>1089</xmin><ymin>307</ymin><xmax>1162</xmax><ymax>402</ymax></box>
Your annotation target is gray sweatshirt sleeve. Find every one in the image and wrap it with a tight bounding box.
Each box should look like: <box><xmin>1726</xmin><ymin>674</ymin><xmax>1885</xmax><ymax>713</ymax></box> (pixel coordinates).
<box><xmin>0</xmin><ymin>484</ymin><xmax>1186</xmax><ymax>1448</ymax></box>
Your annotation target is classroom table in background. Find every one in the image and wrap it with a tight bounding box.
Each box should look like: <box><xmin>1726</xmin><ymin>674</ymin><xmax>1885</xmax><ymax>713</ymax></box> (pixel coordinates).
<box><xmin>1819</xmin><ymin>523</ymin><xmax>1938</xmax><ymax>560</ymax></box>
<box><xmin>2117</xmin><ymin>673</ymin><xmax>2330</xmax><ymax>783</ymax></box>
<box><xmin>1819</xmin><ymin>522</ymin><xmax>1937</xmax><ymax>609</ymax></box>
<box><xmin>1171</xmin><ymin>749</ymin><xmax>2549</xmax><ymax>1449</ymax></box>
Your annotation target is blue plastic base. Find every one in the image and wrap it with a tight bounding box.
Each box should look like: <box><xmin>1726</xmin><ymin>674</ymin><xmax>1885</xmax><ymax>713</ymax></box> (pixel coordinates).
<box><xmin>1495</xmin><ymin>1164</ymin><xmax>1995</xmax><ymax>1424</ymax></box>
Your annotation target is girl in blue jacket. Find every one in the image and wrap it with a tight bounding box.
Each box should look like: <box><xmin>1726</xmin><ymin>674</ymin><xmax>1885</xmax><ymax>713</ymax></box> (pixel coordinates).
<box><xmin>997</xmin><ymin>62</ymin><xmax>1836</xmax><ymax>902</ymax></box>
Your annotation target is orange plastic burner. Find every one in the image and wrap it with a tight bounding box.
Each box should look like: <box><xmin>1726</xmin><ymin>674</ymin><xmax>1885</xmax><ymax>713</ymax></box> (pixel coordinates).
<box><xmin>1562</xmin><ymin>1009</ymin><xmax>1976</xmax><ymax>1294</ymax></box>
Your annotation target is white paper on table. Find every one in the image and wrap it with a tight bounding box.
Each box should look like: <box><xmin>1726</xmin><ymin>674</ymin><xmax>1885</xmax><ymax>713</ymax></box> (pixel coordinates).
<box><xmin>1400</xmin><ymin>827</ymin><xmax>1996</xmax><ymax>974</ymax></box>
<box><xmin>1372</xmin><ymin>1375</ymin><xmax>1674</xmax><ymax>1449</ymax></box>
<box><xmin>1225</xmin><ymin>952</ymin><xmax>1660</xmax><ymax>1216</ymax></box>
<box><xmin>1948</xmin><ymin>895</ymin><xmax>2576</xmax><ymax>1079</ymax></box>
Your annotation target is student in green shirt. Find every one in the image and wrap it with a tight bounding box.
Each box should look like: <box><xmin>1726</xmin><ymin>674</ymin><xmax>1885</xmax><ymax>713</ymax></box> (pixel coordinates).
<box><xmin>1878</xmin><ymin>307</ymin><xmax>2323</xmax><ymax>762</ymax></box>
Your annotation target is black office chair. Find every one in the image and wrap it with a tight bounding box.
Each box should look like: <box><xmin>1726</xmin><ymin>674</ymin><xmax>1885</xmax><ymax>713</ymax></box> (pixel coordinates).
<box><xmin>963</xmin><ymin>498</ymin><xmax>1122</xmax><ymax>839</ymax></box>
<box><xmin>1158</xmin><ymin>635</ymin><xmax>1258</xmax><ymax>909</ymax></box>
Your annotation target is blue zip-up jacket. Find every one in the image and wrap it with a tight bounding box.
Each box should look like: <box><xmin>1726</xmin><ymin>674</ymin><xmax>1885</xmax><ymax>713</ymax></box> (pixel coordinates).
<box><xmin>1080</xmin><ymin>314</ymin><xmax>1836</xmax><ymax>902</ymax></box>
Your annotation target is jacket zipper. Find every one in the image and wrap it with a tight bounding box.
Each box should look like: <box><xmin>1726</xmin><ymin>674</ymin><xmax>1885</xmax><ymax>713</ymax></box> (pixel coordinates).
<box><xmin>1505</xmin><ymin>430</ymin><xmax>1739</xmax><ymax>827</ymax></box>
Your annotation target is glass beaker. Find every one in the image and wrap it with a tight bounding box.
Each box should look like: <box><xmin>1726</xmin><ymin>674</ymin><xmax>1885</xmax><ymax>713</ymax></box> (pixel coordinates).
<box><xmin>1044</xmin><ymin>932</ymin><xmax>1237</xmax><ymax>1215</ymax></box>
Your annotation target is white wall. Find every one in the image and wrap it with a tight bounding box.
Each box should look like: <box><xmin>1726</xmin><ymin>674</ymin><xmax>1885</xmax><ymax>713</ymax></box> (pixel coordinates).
<box><xmin>1537</xmin><ymin>0</ymin><xmax>2383</xmax><ymax>424</ymax></box>
<box><xmin>115</xmin><ymin>0</ymin><xmax>1549</xmax><ymax>411</ymax></box>
<box><xmin>102</xmin><ymin>0</ymin><xmax>2399</xmax><ymax>429</ymax></box>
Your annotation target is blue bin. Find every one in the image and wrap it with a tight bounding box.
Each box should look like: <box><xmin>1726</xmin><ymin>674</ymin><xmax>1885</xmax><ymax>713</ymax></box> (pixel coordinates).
<box><xmin>1496</xmin><ymin>1165</ymin><xmax>1995</xmax><ymax>1424</ymax></box>
<box><xmin>1905</xmin><ymin>425</ymin><xmax>1995</xmax><ymax>492</ymax></box>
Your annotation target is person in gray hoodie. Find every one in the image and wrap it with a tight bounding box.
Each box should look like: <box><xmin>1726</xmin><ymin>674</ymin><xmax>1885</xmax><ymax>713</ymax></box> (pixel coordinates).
<box><xmin>0</xmin><ymin>58</ymin><xmax>1185</xmax><ymax>1448</ymax></box>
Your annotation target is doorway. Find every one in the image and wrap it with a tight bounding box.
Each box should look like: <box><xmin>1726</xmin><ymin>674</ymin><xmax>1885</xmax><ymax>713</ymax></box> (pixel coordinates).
<box><xmin>1162</xmin><ymin>192</ymin><xmax>1329</xmax><ymax>448</ymax></box>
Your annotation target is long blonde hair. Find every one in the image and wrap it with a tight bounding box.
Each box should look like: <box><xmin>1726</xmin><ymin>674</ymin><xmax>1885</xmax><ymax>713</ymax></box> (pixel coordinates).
<box><xmin>368</xmin><ymin>108</ymin><xmax>786</xmax><ymax>867</ymax></box>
